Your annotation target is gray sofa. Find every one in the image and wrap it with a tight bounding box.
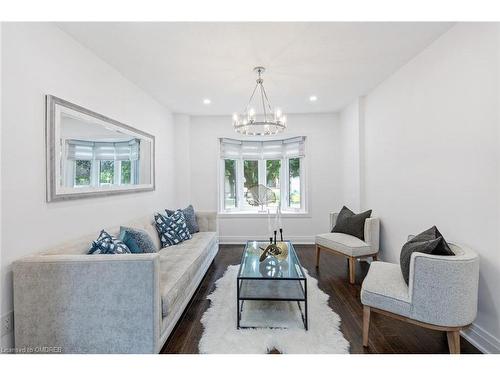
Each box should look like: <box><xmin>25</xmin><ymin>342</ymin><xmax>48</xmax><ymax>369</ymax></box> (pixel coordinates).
<box><xmin>13</xmin><ymin>211</ymin><xmax>218</xmax><ymax>353</ymax></box>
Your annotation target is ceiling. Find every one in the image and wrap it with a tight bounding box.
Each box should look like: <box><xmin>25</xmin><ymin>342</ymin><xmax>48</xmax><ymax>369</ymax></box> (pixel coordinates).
<box><xmin>57</xmin><ymin>22</ymin><xmax>453</xmax><ymax>115</ymax></box>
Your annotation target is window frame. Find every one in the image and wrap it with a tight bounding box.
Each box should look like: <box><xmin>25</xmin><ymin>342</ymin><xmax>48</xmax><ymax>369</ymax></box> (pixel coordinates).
<box><xmin>222</xmin><ymin>158</ymin><xmax>239</xmax><ymax>211</ymax></box>
<box><xmin>71</xmin><ymin>159</ymin><xmax>138</xmax><ymax>188</ymax></box>
<box><xmin>218</xmin><ymin>139</ymin><xmax>308</xmax><ymax>215</ymax></box>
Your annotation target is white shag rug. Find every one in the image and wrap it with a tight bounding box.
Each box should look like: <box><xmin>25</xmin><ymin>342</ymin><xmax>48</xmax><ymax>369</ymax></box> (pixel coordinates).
<box><xmin>198</xmin><ymin>265</ymin><xmax>350</xmax><ymax>354</ymax></box>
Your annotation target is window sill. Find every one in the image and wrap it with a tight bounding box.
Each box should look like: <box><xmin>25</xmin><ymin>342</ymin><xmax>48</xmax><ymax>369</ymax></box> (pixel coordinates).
<box><xmin>218</xmin><ymin>211</ymin><xmax>311</xmax><ymax>219</ymax></box>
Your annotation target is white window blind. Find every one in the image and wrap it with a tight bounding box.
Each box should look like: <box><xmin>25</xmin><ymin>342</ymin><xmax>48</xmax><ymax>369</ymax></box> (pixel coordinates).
<box><xmin>220</xmin><ymin>136</ymin><xmax>305</xmax><ymax>159</ymax></box>
<box><xmin>66</xmin><ymin>140</ymin><xmax>94</xmax><ymax>160</ymax></box>
<box><xmin>66</xmin><ymin>139</ymin><xmax>140</xmax><ymax>161</ymax></box>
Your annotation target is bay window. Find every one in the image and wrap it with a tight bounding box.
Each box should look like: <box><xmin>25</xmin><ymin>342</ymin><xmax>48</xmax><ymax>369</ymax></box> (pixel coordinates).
<box><xmin>219</xmin><ymin>137</ymin><xmax>306</xmax><ymax>213</ymax></box>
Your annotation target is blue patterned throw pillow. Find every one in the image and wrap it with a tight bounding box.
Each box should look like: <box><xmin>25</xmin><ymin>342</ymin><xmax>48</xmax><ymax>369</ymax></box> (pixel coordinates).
<box><xmin>119</xmin><ymin>226</ymin><xmax>158</xmax><ymax>254</ymax></box>
<box><xmin>169</xmin><ymin>210</ymin><xmax>192</xmax><ymax>241</ymax></box>
<box><xmin>88</xmin><ymin>230</ymin><xmax>131</xmax><ymax>254</ymax></box>
<box><xmin>166</xmin><ymin>205</ymin><xmax>199</xmax><ymax>234</ymax></box>
<box><xmin>154</xmin><ymin>210</ymin><xmax>192</xmax><ymax>248</ymax></box>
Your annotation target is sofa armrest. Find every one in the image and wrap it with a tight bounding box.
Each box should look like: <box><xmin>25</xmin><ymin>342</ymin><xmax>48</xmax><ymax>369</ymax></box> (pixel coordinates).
<box><xmin>196</xmin><ymin>211</ymin><xmax>218</xmax><ymax>233</ymax></box>
<box><xmin>408</xmin><ymin>249</ymin><xmax>479</xmax><ymax>327</ymax></box>
<box><xmin>13</xmin><ymin>253</ymin><xmax>161</xmax><ymax>353</ymax></box>
<box><xmin>364</xmin><ymin>218</ymin><xmax>380</xmax><ymax>252</ymax></box>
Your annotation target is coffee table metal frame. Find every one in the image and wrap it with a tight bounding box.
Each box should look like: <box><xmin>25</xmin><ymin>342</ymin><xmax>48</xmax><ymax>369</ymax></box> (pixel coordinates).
<box><xmin>236</xmin><ymin>240</ymin><xmax>308</xmax><ymax>330</ymax></box>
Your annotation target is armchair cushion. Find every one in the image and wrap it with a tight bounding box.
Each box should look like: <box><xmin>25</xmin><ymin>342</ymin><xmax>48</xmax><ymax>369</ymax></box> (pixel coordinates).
<box><xmin>361</xmin><ymin>262</ymin><xmax>411</xmax><ymax>317</ymax></box>
<box><xmin>315</xmin><ymin>232</ymin><xmax>373</xmax><ymax>257</ymax></box>
<box><xmin>331</xmin><ymin>206</ymin><xmax>372</xmax><ymax>241</ymax></box>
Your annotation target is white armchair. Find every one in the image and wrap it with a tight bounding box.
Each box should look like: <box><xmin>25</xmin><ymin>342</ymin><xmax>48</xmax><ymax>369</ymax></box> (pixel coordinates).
<box><xmin>315</xmin><ymin>212</ymin><xmax>380</xmax><ymax>284</ymax></box>
<box><xmin>361</xmin><ymin>238</ymin><xmax>479</xmax><ymax>354</ymax></box>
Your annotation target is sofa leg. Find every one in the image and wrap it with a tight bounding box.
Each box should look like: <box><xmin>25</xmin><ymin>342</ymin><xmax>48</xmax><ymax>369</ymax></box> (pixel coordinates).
<box><xmin>362</xmin><ymin>305</ymin><xmax>371</xmax><ymax>347</ymax></box>
<box><xmin>315</xmin><ymin>245</ymin><xmax>321</xmax><ymax>268</ymax></box>
<box><xmin>348</xmin><ymin>257</ymin><xmax>355</xmax><ymax>284</ymax></box>
<box><xmin>446</xmin><ymin>330</ymin><xmax>461</xmax><ymax>354</ymax></box>
<box><xmin>372</xmin><ymin>254</ymin><xmax>378</xmax><ymax>261</ymax></box>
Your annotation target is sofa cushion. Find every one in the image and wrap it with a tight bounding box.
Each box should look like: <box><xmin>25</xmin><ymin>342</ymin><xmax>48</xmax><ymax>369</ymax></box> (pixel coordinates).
<box><xmin>361</xmin><ymin>261</ymin><xmax>411</xmax><ymax>317</ymax></box>
<box><xmin>166</xmin><ymin>205</ymin><xmax>199</xmax><ymax>234</ymax></box>
<box><xmin>159</xmin><ymin>232</ymin><xmax>217</xmax><ymax>318</ymax></box>
<box><xmin>39</xmin><ymin>216</ymin><xmax>160</xmax><ymax>256</ymax></box>
<box><xmin>332</xmin><ymin>206</ymin><xmax>372</xmax><ymax>241</ymax></box>
<box><xmin>154</xmin><ymin>212</ymin><xmax>191</xmax><ymax>248</ymax></box>
<box><xmin>119</xmin><ymin>226</ymin><xmax>158</xmax><ymax>253</ymax></box>
<box><xmin>315</xmin><ymin>232</ymin><xmax>372</xmax><ymax>257</ymax></box>
<box><xmin>88</xmin><ymin>230</ymin><xmax>131</xmax><ymax>254</ymax></box>
<box><xmin>124</xmin><ymin>217</ymin><xmax>161</xmax><ymax>251</ymax></box>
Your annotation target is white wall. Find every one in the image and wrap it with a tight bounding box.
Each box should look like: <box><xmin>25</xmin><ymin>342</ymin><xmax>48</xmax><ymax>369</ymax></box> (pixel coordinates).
<box><xmin>174</xmin><ymin>113</ymin><xmax>343</xmax><ymax>243</ymax></box>
<box><xmin>338</xmin><ymin>99</ymin><xmax>362</xmax><ymax>211</ymax></box>
<box><xmin>173</xmin><ymin>114</ymin><xmax>191</xmax><ymax>206</ymax></box>
<box><xmin>351</xmin><ymin>23</ymin><xmax>500</xmax><ymax>352</ymax></box>
<box><xmin>0</xmin><ymin>23</ymin><xmax>176</xmax><ymax>348</ymax></box>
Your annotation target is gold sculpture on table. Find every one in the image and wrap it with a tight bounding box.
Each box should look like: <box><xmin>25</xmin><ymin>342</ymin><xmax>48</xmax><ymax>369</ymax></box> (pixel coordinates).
<box><xmin>259</xmin><ymin>243</ymin><xmax>288</xmax><ymax>262</ymax></box>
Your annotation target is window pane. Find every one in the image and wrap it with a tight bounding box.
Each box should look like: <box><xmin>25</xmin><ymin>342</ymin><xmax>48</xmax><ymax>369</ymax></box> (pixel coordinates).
<box><xmin>243</xmin><ymin>160</ymin><xmax>258</xmax><ymax>205</ymax></box>
<box><xmin>75</xmin><ymin>160</ymin><xmax>91</xmax><ymax>186</ymax></box>
<box><xmin>121</xmin><ymin>160</ymin><xmax>131</xmax><ymax>184</ymax></box>
<box><xmin>224</xmin><ymin>159</ymin><xmax>237</xmax><ymax>209</ymax></box>
<box><xmin>289</xmin><ymin>158</ymin><xmax>301</xmax><ymax>208</ymax></box>
<box><xmin>100</xmin><ymin>160</ymin><xmax>114</xmax><ymax>184</ymax></box>
<box><xmin>266</xmin><ymin>160</ymin><xmax>281</xmax><ymax>207</ymax></box>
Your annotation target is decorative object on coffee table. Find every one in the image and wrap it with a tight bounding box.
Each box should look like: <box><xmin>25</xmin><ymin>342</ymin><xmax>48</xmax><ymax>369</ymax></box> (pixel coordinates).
<box><xmin>259</xmin><ymin>242</ymin><xmax>288</xmax><ymax>262</ymax></box>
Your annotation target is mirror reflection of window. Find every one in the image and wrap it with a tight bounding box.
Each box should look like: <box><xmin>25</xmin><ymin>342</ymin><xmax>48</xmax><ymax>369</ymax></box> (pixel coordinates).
<box><xmin>121</xmin><ymin>160</ymin><xmax>131</xmax><ymax>185</ymax></box>
<box><xmin>99</xmin><ymin>160</ymin><xmax>114</xmax><ymax>185</ymax></box>
<box><xmin>47</xmin><ymin>96</ymin><xmax>155</xmax><ymax>202</ymax></box>
<box><xmin>65</xmin><ymin>139</ymin><xmax>141</xmax><ymax>188</ymax></box>
<box><xmin>75</xmin><ymin>160</ymin><xmax>91</xmax><ymax>186</ymax></box>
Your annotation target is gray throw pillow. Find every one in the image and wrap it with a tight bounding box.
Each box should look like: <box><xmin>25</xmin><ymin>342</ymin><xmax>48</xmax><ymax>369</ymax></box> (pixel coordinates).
<box><xmin>399</xmin><ymin>226</ymin><xmax>454</xmax><ymax>285</ymax></box>
<box><xmin>331</xmin><ymin>206</ymin><xmax>372</xmax><ymax>241</ymax></box>
<box><xmin>166</xmin><ymin>204</ymin><xmax>199</xmax><ymax>234</ymax></box>
<box><xmin>119</xmin><ymin>226</ymin><xmax>158</xmax><ymax>253</ymax></box>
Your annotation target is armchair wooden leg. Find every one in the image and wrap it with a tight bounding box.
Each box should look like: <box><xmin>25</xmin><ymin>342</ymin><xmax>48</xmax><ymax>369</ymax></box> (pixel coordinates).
<box><xmin>348</xmin><ymin>257</ymin><xmax>356</xmax><ymax>284</ymax></box>
<box><xmin>446</xmin><ymin>330</ymin><xmax>461</xmax><ymax>354</ymax></box>
<box><xmin>315</xmin><ymin>245</ymin><xmax>321</xmax><ymax>268</ymax></box>
<box><xmin>372</xmin><ymin>254</ymin><xmax>378</xmax><ymax>261</ymax></box>
<box><xmin>363</xmin><ymin>305</ymin><xmax>370</xmax><ymax>347</ymax></box>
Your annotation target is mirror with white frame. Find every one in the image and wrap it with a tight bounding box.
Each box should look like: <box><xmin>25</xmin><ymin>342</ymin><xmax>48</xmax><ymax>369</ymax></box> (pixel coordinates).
<box><xmin>46</xmin><ymin>95</ymin><xmax>155</xmax><ymax>202</ymax></box>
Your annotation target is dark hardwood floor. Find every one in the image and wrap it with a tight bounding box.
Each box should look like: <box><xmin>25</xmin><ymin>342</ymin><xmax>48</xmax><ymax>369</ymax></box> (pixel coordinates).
<box><xmin>161</xmin><ymin>244</ymin><xmax>481</xmax><ymax>354</ymax></box>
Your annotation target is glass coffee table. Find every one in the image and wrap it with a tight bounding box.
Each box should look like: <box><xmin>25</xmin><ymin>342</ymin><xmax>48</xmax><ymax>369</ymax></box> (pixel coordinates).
<box><xmin>237</xmin><ymin>240</ymin><xmax>308</xmax><ymax>330</ymax></box>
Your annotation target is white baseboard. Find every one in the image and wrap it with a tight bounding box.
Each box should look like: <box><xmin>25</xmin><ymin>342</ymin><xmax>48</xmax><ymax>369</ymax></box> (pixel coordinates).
<box><xmin>219</xmin><ymin>235</ymin><xmax>315</xmax><ymax>245</ymax></box>
<box><xmin>461</xmin><ymin>323</ymin><xmax>500</xmax><ymax>353</ymax></box>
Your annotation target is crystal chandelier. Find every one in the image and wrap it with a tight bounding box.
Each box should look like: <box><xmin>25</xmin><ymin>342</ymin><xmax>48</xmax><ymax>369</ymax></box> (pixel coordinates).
<box><xmin>233</xmin><ymin>66</ymin><xmax>287</xmax><ymax>136</ymax></box>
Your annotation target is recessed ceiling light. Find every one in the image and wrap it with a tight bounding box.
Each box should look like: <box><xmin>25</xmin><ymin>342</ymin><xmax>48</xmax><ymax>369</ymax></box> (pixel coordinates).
<box><xmin>309</xmin><ymin>95</ymin><xmax>318</xmax><ymax>102</ymax></box>
<box><xmin>203</xmin><ymin>98</ymin><xmax>211</xmax><ymax>105</ymax></box>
